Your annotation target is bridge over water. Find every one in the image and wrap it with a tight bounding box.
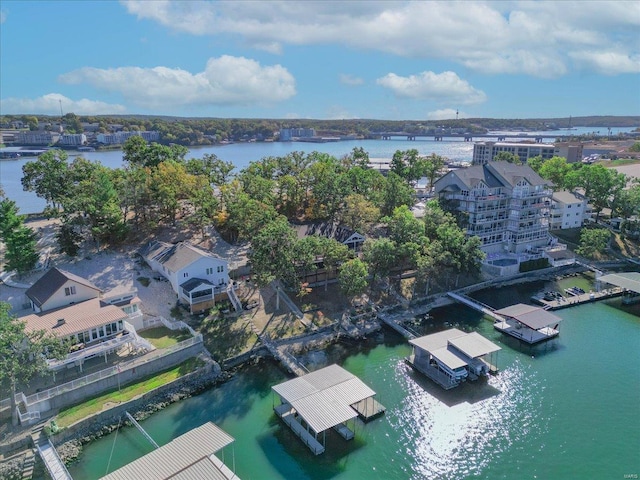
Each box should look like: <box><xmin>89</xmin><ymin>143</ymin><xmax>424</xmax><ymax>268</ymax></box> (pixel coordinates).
<box><xmin>377</xmin><ymin>132</ymin><xmax>567</xmax><ymax>142</ymax></box>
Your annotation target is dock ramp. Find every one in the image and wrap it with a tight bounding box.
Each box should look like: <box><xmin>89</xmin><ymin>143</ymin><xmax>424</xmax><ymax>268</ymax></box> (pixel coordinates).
<box><xmin>447</xmin><ymin>292</ymin><xmax>505</xmax><ymax>322</ymax></box>
<box><xmin>36</xmin><ymin>438</ymin><xmax>72</xmax><ymax>480</ymax></box>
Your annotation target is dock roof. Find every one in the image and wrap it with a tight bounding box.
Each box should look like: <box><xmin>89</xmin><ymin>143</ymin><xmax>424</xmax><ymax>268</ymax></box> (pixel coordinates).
<box><xmin>448</xmin><ymin>332</ymin><xmax>501</xmax><ymax>358</ymax></box>
<box><xmin>272</xmin><ymin>364</ymin><xmax>376</xmax><ymax>434</ymax></box>
<box><xmin>101</xmin><ymin>422</ymin><xmax>235</xmax><ymax>480</ymax></box>
<box><xmin>431</xmin><ymin>346</ymin><xmax>468</xmax><ymax>370</ymax></box>
<box><xmin>599</xmin><ymin>272</ymin><xmax>640</xmax><ymax>294</ymax></box>
<box><xmin>495</xmin><ymin>303</ymin><xmax>562</xmax><ymax>330</ymax></box>
<box><xmin>408</xmin><ymin>328</ymin><xmax>466</xmax><ymax>353</ymax></box>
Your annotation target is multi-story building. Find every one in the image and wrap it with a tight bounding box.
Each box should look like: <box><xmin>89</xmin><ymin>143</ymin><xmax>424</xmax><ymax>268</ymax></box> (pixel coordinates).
<box><xmin>434</xmin><ymin>162</ymin><xmax>552</xmax><ymax>255</ymax></box>
<box><xmin>58</xmin><ymin>133</ymin><xmax>87</xmax><ymax>146</ymax></box>
<box><xmin>549</xmin><ymin>190</ymin><xmax>590</xmax><ymax>230</ymax></box>
<box><xmin>15</xmin><ymin>131</ymin><xmax>60</xmax><ymax>145</ymax></box>
<box><xmin>279</xmin><ymin>127</ymin><xmax>316</xmax><ymax>141</ymax></box>
<box><xmin>553</xmin><ymin>143</ymin><xmax>584</xmax><ymax>163</ymax></box>
<box><xmin>96</xmin><ymin>130</ymin><xmax>160</xmax><ymax>145</ymax></box>
<box><xmin>472</xmin><ymin>141</ymin><xmax>556</xmax><ymax>165</ymax></box>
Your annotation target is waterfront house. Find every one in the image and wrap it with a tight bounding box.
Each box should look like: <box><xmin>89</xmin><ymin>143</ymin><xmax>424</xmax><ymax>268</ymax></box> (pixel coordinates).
<box><xmin>407</xmin><ymin>328</ymin><xmax>500</xmax><ymax>390</ymax></box>
<box><xmin>140</xmin><ymin>241</ymin><xmax>238</xmax><ymax>313</ymax></box>
<box><xmin>26</xmin><ymin>267</ymin><xmax>102</xmax><ymax>313</ymax></box>
<box><xmin>272</xmin><ymin>364</ymin><xmax>385</xmax><ymax>455</ymax></box>
<box><xmin>549</xmin><ymin>190</ymin><xmax>590</xmax><ymax>230</ymax></box>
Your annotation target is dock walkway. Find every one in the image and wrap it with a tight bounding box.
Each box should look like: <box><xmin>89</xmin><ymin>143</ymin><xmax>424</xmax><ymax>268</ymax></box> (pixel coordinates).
<box><xmin>447</xmin><ymin>292</ymin><xmax>505</xmax><ymax>322</ymax></box>
<box><xmin>534</xmin><ymin>287</ymin><xmax>623</xmax><ymax>310</ymax></box>
<box><xmin>35</xmin><ymin>437</ymin><xmax>72</xmax><ymax>480</ymax></box>
<box><xmin>274</xmin><ymin>404</ymin><xmax>325</xmax><ymax>455</ymax></box>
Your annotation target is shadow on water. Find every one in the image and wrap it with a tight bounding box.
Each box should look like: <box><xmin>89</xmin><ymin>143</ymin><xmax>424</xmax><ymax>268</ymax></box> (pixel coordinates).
<box><xmin>404</xmin><ymin>364</ymin><xmax>501</xmax><ymax>408</ymax></box>
<box><xmin>496</xmin><ymin>335</ymin><xmax>565</xmax><ymax>358</ymax></box>
<box><xmin>258</xmin><ymin>414</ymin><xmax>366</xmax><ymax>480</ymax></box>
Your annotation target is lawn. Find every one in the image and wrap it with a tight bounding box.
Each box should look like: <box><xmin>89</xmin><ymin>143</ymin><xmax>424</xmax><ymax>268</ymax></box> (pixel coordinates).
<box><xmin>139</xmin><ymin>326</ymin><xmax>193</xmax><ymax>349</ymax></box>
<box><xmin>54</xmin><ymin>358</ymin><xmax>203</xmax><ymax>429</ymax></box>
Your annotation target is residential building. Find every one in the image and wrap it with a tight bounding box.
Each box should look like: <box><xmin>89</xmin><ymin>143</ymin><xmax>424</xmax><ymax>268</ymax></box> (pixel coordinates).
<box><xmin>472</xmin><ymin>141</ymin><xmax>555</xmax><ymax>165</ymax></box>
<box><xmin>26</xmin><ymin>267</ymin><xmax>102</xmax><ymax>313</ymax></box>
<box><xmin>434</xmin><ymin>161</ymin><xmax>552</xmax><ymax>256</ymax></box>
<box><xmin>58</xmin><ymin>133</ymin><xmax>87</xmax><ymax>146</ymax></box>
<box><xmin>15</xmin><ymin>131</ymin><xmax>60</xmax><ymax>146</ymax></box>
<box><xmin>553</xmin><ymin>143</ymin><xmax>584</xmax><ymax>163</ymax></box>
<box><xmin>96</xmin><ymin>130</ymin><xmax>160</xmax><ymax>145</ymax></box>
<box><xmin>141</xmin><ymin>241</ymin><xmax>237</xmax><ymax>313</ymax></box>
<box><xmin>279</xmin><ymin>127</ymin><xmax>316</xmax><ymax>141</ymax></box>
<box><xmin>549</xmin><ymin>190</ymin><xmax>590</xmax><ymax>230</ymax></box>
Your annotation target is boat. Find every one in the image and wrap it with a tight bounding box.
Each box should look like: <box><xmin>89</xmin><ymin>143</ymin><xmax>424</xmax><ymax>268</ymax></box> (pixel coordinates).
<box><xmin>564</xmin><ymin>286</ymin><xmax>585</xmax><ymax>296</ymax></box>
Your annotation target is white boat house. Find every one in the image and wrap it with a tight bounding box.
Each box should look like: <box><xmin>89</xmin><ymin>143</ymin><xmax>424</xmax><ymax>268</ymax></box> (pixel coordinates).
<box><xmin>407</xmin><ymin>329</ymin><xmax>501</xmax><ymax>390</ymax></box>
<box><xmin>493</xmin><ymin>303</ymin><xmax>562</xmax><ymax>344</ymax></box>
<box><xmin>598</xmin><ymin>272</ymin><xmax>640</xmax><ymax>305</ymax></box>
<box><xmin>271</xmin><ymin>364</ymin><xmax>385</xmax><ymax>455</ymax></box>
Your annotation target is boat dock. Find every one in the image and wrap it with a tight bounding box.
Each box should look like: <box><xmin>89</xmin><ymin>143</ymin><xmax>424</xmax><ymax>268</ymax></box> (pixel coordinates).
<box><xmin>446</xmin><ymin>292</ymin><xmax>505</xmax><ymax>321</ymax></box>
<box><xmin>532</xmin><ymin>287</ymin><xmax>623</xmax><ymax>310</ymax></box>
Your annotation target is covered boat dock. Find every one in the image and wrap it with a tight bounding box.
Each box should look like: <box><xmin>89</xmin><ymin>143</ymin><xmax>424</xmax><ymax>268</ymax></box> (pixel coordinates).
<box><xmin>406</xmin><ymin>329</ymin><xmax>500</xmax><ymax>390</ymax></box>
<box><xmin>493</xmin><ymin>303</ymin><xmax>562</xmax><ymax>344</ymax></box>
<box><xmin>598</xmin><ymin>272</ymin><xmax>640</xmax><ymax>305</ymax></box>
<box><xmin>100</xmin><ymin>422</ymin><xmax>239</xmax><ymax>480</ymax></box>
<box><xmin>271</xmin><ymin>364</ymin><xmax>385</xmax><ymax>455</ymax></box>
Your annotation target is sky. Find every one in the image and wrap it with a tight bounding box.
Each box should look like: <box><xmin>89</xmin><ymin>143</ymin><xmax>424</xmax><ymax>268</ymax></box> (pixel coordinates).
<box><xmin>1</xmin><ymin>1</ymin><xmax>639</xmax><ymax>121</ymax></box>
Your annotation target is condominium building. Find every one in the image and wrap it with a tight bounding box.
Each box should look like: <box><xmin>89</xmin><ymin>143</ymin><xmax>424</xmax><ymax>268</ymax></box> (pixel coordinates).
<box><xmin>553</xmin><ymin>143</ymin><xmax>584</xmax><ymax>163</ymax></box>
<box><xmin>58</xmin><ymin>133</ymin><xmax>87</xmax><ymax>146</ymax></box>
<box><xmin>549</xmin><ymin>190</ymin><xmax>590</xmax><ymax>230</ymax></box>
<box><xmin>472</xmin><ymin>142</ymin><xmax>556</xmax><ymax>165</ymax></box>
<box><xmin>96</xmin><ymin>130</ymin><xmax>160</xmax><ymax>145</ymax></box>
<box><xmin>15</xmin><ymin>131</ymin><xmax>60</xmax><ymax>146</ymax></box>
<box><xmin>434</xmin><ymin>162</ymin><xmax>552</xmax><ymax>254</ymax></box>
<box><xmin>279</xmin><ymin>128</ymin><xmax>316</xmax><ymax>141</ymax></box>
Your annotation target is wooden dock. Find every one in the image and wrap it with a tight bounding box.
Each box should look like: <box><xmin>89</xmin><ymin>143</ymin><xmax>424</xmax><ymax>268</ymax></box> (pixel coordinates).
<box><xmin>351</xmin><ymin>396</ymin><xmax>386</xmax><ymax>421</ymax></box>
<box><xmin>532</xmin><ymin>287</ymin><xmax>623</xmax><ymax>310</ymax></box>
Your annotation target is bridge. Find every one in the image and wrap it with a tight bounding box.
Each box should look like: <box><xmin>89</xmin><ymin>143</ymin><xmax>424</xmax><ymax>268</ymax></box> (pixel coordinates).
<box><xmin>377</xmin><ymin>132</ymin><xmax>566</xmax><ymax>143</ymax></box>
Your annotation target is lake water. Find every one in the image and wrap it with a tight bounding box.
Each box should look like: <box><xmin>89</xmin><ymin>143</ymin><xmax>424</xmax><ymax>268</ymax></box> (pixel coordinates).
<box><xmin>66</xmin><ymin>289</ymin><xmax>640</xmax><ymax>480</ymax></box>
<box><xmin>2</xmin><ymin>126</ymin><xmax>636</xmax><ymax>214</ymax></box>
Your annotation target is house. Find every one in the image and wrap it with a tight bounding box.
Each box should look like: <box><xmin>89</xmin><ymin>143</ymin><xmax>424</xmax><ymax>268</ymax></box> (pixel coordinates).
<box><xmin>294</xmin><ymin>222</ymin><xmax>365</xmax><ymax>251</ymax></box>
<box><xmin>141</xmin><ymin>241</ymin><xmax>236</xmax><ymax>313</ymax></box>
<box><xmin>26</xmin><ymin>267</ymin><xmax>102</xmax><ymax>313</ymax></box>
<box><xmin>549</xmin><ymin>190</ymin><xmax>590</xmax><ymax>230</ymax></box>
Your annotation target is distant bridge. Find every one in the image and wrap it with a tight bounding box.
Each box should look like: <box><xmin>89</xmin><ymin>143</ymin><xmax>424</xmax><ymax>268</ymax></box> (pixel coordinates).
<box><xmin>376</xmin><ymin>132</ymin><xmax>567</xmax><ymax>143</ymax></box>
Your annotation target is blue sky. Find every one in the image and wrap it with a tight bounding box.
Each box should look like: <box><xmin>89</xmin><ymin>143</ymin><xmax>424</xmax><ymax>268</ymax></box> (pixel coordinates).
<box><xmin>1</xmin><ymin>1</ymin><xmax>639</xmax><ymax>120</ymax></box>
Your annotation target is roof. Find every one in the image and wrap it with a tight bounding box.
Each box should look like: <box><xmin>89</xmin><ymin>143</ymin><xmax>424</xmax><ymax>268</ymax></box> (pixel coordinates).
<box><xmin>598</xmin><ymin>272</ymin><xmax>640</xmax><ymax>294</ymax></box>
<box><xmin>25</xmin><ymin>268</ymin><xmax>100</xmax><ymax>308</ymax></box>
<box><xmin>494</xmin><ymin>303</ymin><xmax>562</xmax><ymax>330</ymax></box>
<box><xmin>180</xmin><ymin>278</ymin><xmax>214</xmax><ymax>292</ymax></box>
<box><xmin>409</xmin><ymin>328</ymin><xmax>466</xmax><ymax>352</ymax></box>
<box><xmin>101</xmin><ymin>422</ymin><xmax>235</xmax><ymax>480</ymax></box>
<box><xmin>20</xmin><ymin>298</ymin><xmax>127</xmax><ymax>338</ymax></box>
<box><xmin>552</xmin><ymin>190</ymin><xmax>583</xmax><ymax>205</ymax></box>
<box><xmin>448</xmin><ymin>332</ymin><xmax>501</xmax><ymax>358</ymax></box>
<box><xmin>485</xmin><ymin>162</ymin><xmax>548</xmax><ymax>188</ymax></box>
<box><xmin>431</xmin><ymin>346</ymin><xmax>468</xmax><ymax>370</ymax></box>
<box><xmin>272</xmin><ymin>364</ymin><xmax>376</xmax><ymax>434</ymax></box>
<box><xmin>293</xmin><ymin>222</ymin><xmax>363</xmax><ymax>244</ymax></box>
<box><xmin>142</xmin><ymin>241</ymin><xmax>225</xmax><ymax>272</ymax></box>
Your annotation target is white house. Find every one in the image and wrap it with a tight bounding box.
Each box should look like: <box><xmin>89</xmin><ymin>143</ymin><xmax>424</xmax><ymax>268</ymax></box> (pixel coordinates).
<box><xmin>141</xmin><ymin>241</ymin><xmax>236</xmax><ymax>313</ymax></box>
<box><xmin>549</xmin><ymin>190</ymin><xmax>590</xmax><ymax>230</ymax></box>
<box><xmin>26</xmin><ymin>267</ymin><xmax>102</xmax><ymax>313</ymax></box>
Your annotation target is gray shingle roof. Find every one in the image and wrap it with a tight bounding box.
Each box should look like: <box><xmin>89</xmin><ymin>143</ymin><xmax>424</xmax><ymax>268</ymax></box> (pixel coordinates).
<box><xmin>25</xmin><ymin>268</ymin><xmax>101</xmax><ymax>308</ymax></box>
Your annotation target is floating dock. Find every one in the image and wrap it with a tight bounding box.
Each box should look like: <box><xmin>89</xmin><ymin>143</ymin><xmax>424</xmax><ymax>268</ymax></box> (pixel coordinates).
<box><xmin>532</xmin><ymin>287</ymin><xmax>623</xmax><ymax>310</ymax></box>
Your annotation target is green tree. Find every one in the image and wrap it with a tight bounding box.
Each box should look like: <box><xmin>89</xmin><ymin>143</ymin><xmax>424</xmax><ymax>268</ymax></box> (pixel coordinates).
<box><xmin>362</xmin><ymin>238</ymin><xmax>398</xmax><ymax>282</ymax></box>
<box><xmin>423</xmin><ymin>153</ymin><xmax>447</xmax><ymax>190</ymax></box>
<box><xmin>493</xmin><ymin>151</ymin><xmax>522</xmax><ymax>164</ymax></box>
<box><xmin>21</xmin><ymin>150</ymin><xmax>70</xmax><ymax>211</ymax></box>
<box><xmin>55</xmin><ymin>222</ymin><xmax>83</xmax><ymax>257</ymax></box>
<box><xmin>0</xmin><ymin>198</ymin><xmax>22</xmax><ymax>239</ymax></box>
<box><xmin>0</xmin><ymin>302</ymin><xmax>67</xmax><ymax>425</ymax></box>
<box><xmin>527</xmin><ymin>155</ymin><xmax>544</xmax><ymax>173</ymax></box>
<box><xmin>337</xmin><ymin>194</ymin><xmax>380</xmax><ymax>233</ymax></box>
<box><xmin>628</xmin><ymin>142</ymin><xmax>640</xmax><ymax>153</ymax></box>
<box><xmin>338</xmin><ymin>258</ymin><xmax>369</xmax><ymax>300</ymax></box>
<box><xmin>576</xmin><ymin>228</ymin><xmax>611</xmax><ymax>258</ymax></box>
<box><xmin>567</xmin><ymin>164</ymin><xmax>627</xmax><ymax>221</ymax></box>
<box><xmin>539</xmin><ymin>156</ymin><xmax>571</xmax><ymax>190</ymax></box>
<box><xmin>4</xmin><ymin>225</ymin><xmax>38</xmax><ymax>274</ymax></box>
<box><xmin>380</xmin><ymin>172</ymin><xmax>414</xmax><ymax>216</ymax></box>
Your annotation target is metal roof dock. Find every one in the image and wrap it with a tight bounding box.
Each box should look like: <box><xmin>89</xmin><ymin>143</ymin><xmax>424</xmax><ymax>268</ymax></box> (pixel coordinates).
<box><xmin>100</xmin><ymin>422</ymin><xmax>239</xmax><ymax>480</ymax></box>
<box><xmin>494</xmin><ymin>303</ymin><xmax>562</xmax><ymax>344</ymax></box>
<box><xmin>407</xmin><ymin>329</ymin><xmax>501</xmax><ymax>390</ymax></box>
<box><xmin>271</xmin><ymin>364</ymin><xmax>385</xmax><ymax>455</ymax></box>
<box><xmin>598</xmin><ymin>272</ymin><xmax>640</xmax><ymax>305</ymax></box>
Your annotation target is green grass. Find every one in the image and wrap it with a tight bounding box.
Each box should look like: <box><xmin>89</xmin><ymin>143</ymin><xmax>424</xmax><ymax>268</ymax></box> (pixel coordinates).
<box><xmin>54</xmin><ymin>357</ymin><xmax>203</xmax><ymax>429</ymax></box>
<box><xmin>139</xmin><ymin>326</ymin><xmax>192</xmax><ymax>349</ymax></box>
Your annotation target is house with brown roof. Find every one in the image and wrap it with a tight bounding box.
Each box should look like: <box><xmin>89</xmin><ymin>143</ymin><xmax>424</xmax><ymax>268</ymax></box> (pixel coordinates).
<box><xmin>25</xmin><ymin>267</ymin><xmax>102</xmax><ymax>313</ymax></box>
<box><xmin>141</xmin><ymin>241</ymin><xmax>237</xmax><ymax>313</ymax></box>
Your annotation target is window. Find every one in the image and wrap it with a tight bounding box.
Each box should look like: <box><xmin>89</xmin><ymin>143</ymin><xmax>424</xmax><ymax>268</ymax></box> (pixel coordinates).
<box><xmin>183</xmin><ymin>272</ymin><xmax>189</xmax><ymax>278</ymax></box>
<box><xmin>206</xmin><ymin>267</ymin><xmax>213</xmax><ymax>275</ymax></box>
<box><xmin>217</xmin><ymin>265</ymin><xmax>224</xmax><ymax>273</ymax></box>
<box><xmin>64</xmin><ymin>286</ymin><xmax>77</xmax><ymax>296</ymax></box>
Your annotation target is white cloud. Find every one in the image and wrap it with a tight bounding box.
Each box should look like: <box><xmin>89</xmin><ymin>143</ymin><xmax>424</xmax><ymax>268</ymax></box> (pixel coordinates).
<box><xmin>59</xmin><ymin>56</ymin><xmax>296</xmax><ymax>110</ymax></box>
<box><xmin>339</xmin><ymin>74</ymin><xmax>364</xmax><ymax>86</ymax></box>
<box><xmin>569</xmin><ymin>51</ymin><xmax>640</xmax><ymax>75</ymax></box>
<box><xmin>0</xmin><ymin>93</ymin><xmax>126</xmax><ymax>115</ymax></box>
<box><xmin>377</xmin><ymin>71</ymin><xmax>486</xmax><ymax>105</ymax></box>
<box><xmin>121</xmin><ymin>1</ymin><xmax>640</xmax><ymax>77</ymax></box>
<box><xmin>0</xmin><ymin>10</ymin><xmax>6</xmax><ymax>23</ymax></box>
<box><xmin>426</xmin><ymin>108</ymin><xmax>468</xmax><ymax>121</ymax></box>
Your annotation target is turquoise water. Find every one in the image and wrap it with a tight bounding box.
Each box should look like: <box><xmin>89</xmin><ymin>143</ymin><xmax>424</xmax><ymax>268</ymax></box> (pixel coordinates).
<box><xmin>66</xmin><ymin>297</ymin><xmax>640</xmax><ymax>480</ymax></box>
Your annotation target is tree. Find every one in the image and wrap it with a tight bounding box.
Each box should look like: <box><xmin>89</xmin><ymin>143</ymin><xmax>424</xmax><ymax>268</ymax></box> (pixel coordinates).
<box><xmin>187</xmin><ymin>178</ymin><xmax>219</xmax><ymax>239</ymax></box>
<box><xmin>21</xmin><ymin>150</ymin><xmax>70</xmax><ymax>211</ymax></box>
<box><xmin>423</xmin><ymin>153</ymin><xmax>446</xmax><ymax>191</ymax></box>
<box><xmin>0</xmin><ymin>302</ymin><xmax>66</xmax><ymax>425</ymax></box>
<box><xmin>527</xmin><ymin>155</ymin><xmax>544</xmax><ymax>173</ymax></box>
<box><xmin>390</xmin><ymin>149</ymin><xmax>429</xmax><ymax>184</ymax></box>
<box><xmin>0</xmin><ymin>199</ymin><xmax>38</xmax><ymax>274</ymax></box>
<box><xmin>362</xmin><ymin>238</ymin><xmax>398</xmax><ymax>282</ymax></box>
<box><xmin>337</xmin><ymin>194</ymin><xmax>380</xmax><ymax>233</ymax></box>
<box><xmin>338</xmin><ymin>258</ymin><xmax>369</xmax><ymax>300</ymax></box>
<box><xmin>186</xmin><ymin>154</ymin><xmax>235</xmax><ymax>186</ymax></box>
<box><xmin>576</xmin><ymin>228</ymin><xmax>610</xmax><ymax>258</ymax></box>
<box><xmin>493</xmin><ymin>151</ymin><xmax>522</xmax><ymax>164</ymax></box>
<box><xmin>567</xmin><ymin>164</ymin><xmax>627</xmax><ymax>221</ymax></box>
<box><xmin>55</xmin><ymin>222</ymin><xmax>83</xmax><ymax>257</ymax></box>
<box><xmin>317</xmin><ymin>237</ymin><xmax>350</xmax><ymax>291</ymax></box>
<box><xmin>380</xmin><ymin>172</ymin><xmax>414</xmax><ymax>216</ymax></box>
<box><xmin>539</xmin><ymin>156</ymin><xmax>571</xmax><ymax>190</ymax></box>
<box><xmin>0</xmin><ymin>198</ymin><xmax>22</xmax><ymax>239</ymax></box>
